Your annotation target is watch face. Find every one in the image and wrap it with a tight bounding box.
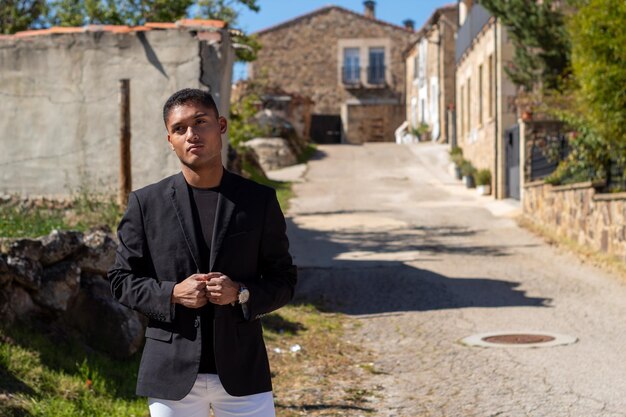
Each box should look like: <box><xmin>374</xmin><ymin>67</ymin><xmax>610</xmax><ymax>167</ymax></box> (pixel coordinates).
<box><xmin>239</xmin><ymin>288</ymin><xmax>250</xmax><ymax>304</ymax></box>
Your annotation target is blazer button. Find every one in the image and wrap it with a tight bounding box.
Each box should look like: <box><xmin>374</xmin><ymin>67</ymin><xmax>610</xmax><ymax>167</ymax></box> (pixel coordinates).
<box><xmin>194</xmin><ymin>318</ymin><xmax>200</xmax><ymax>328</ymax></box>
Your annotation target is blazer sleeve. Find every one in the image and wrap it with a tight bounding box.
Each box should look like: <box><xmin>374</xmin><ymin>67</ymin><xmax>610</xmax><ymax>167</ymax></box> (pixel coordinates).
<box><xmin>244</xmin><ymin>189</ymin><xmax>297</xmax><ymax>320</ymax></box>
<box><xmin>108</xmin><ymin>192</ymin><xmax>176</xmax><ymax>323</ymax></box>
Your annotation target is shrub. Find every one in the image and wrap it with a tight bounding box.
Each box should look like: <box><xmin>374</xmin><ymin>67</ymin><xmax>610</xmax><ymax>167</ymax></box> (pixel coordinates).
<box><xmin>474</xmin><ymin>169</ymin><xmax>492</xmax><ymax>186</ymax></box>
<box><xmin>449</xmin><ymin>147</ymin><xmax>464</xmax><ymax>165</ymax></box>
<box><xmin>460</xmin><ymin>159</ymin><xmax>476</xmax><ymax>177</ymax></box>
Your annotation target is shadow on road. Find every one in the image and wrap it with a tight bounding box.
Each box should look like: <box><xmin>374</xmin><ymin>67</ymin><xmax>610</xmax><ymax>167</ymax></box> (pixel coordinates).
<box><xmin>287</xmin><ymin>218</ymin><xmax>550</xmax><ymax>315</ymax></box>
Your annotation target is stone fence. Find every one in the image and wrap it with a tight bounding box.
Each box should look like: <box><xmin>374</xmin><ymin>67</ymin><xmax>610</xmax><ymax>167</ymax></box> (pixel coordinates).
<box><xmin>523</xmin><ymin>181</ymin><xmax>626</xmax><ymax>261</ymax></box>
<box><xmin>0</xmin><ymin>230</ymin><xmax>144</xmax><ymax>358</ymax></box>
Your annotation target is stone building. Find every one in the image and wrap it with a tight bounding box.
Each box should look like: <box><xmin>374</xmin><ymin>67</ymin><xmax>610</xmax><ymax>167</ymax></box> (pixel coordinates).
<box><xmin>404</xmin><ymin>5</ymin><xmax>458</xmax><ymax>143</ymax></box>
<box><xmin>455</xmin><ymin>0</ymin><xmax>518</xmax><ymax>199</ymax></box>
<box><xmin>0</xmin><ymin>20</ymin><xmax>234</xmax><ymax>197</ymax></box>
<box><xmin>249</xmin><ymin>1</ymin><xmax>414</xmax><ymax>144</ymax></box>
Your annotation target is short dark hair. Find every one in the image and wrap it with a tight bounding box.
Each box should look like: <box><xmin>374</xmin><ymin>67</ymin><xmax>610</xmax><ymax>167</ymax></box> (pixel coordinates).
<box><xmin>162</xmin><ymin>88</ymin><xmax>219</xmax><ymax>126</ymax></box>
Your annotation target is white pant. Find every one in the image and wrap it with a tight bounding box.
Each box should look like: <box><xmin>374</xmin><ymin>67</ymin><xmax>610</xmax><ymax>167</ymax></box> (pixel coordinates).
<box><xmin>148</xmin><ymin>374</ymin><xmax>276</xmax><ymax>417</ymax></box>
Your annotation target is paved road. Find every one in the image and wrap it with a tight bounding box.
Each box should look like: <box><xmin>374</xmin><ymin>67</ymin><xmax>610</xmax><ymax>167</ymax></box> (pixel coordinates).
<box><xmin>286</xmin><ymin>143</ymin><xmax>626</xmax><ymax>417</ymax></box>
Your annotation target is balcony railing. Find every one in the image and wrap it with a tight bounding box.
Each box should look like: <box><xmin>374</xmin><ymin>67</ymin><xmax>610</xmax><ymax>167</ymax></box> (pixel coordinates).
<box><xmin>367</xmin><ymin>65</ymin><xmax>386</xmax><ymax>85</ymax></box>
<box><xmin>456</xmin><ymin>4</ymin><xmax>493</xmax><ymax>63</ymax></box>
<box><xmin>342</xmin><ymin>66</ymin><xmax>361</xmax><ymax>85</ymax></box>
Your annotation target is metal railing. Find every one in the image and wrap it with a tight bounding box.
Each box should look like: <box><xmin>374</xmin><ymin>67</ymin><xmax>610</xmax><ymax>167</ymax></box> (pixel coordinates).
<box><xmin>367</xmin><ymin>65</ymin><xmax>386</xmax><ymax>85</ymax></box>
<box><xmin>341</xmin><ymin>66</ymin><xmax>361</xmax><ymax>85</ymax></box>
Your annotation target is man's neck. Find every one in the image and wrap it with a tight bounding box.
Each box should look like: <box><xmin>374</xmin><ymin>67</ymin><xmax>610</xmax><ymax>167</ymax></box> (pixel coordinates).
<box><xmin>181</xmin><ymin>164</ymin><xmax>224</xmax><ymax>188</ymax></box>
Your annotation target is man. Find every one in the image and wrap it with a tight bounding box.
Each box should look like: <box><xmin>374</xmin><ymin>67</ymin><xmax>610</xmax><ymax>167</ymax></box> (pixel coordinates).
<box><xmin>108</xmin><ymin>88</ymin><xmax>297</xmax><ymax>417</ymax></box>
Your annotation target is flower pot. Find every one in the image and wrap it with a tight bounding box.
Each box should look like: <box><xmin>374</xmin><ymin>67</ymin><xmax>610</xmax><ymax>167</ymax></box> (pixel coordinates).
<box><xmin>477</xmin><ymin>185</ymin><xmax>491</xmax><ymax>196</ymax></box>
<box><xmin>463</xmin><ymin>175</ymin><xmax>475</xmax><ymax>188</ymax></box>
<box><xmin>522</xmin><ymin>110</ymin><xmax>533</xmax><ymax>121</ymax></box>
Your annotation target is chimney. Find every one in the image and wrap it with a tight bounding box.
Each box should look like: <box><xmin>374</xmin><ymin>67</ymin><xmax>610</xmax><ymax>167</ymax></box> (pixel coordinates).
<box><xmin>363</xmin><ymin>1</ymin><xmax>376</xmax><ymax>19</ymax></box>
<box><xmin>403</xmin><ymin>19</ymin><xmax>415</xmax><ymax>31</ymax></box>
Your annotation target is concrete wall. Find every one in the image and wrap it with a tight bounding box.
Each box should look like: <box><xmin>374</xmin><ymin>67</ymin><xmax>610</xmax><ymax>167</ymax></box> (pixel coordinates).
<box><xmin>455</xmin><ymin>20</ymin><xmax>516</xmax><ymax>198</ymax></box>
<box><xmin>524</xmin><ymin>181</ymin><xmax>626</xmax><ymax>263</ymax></box>
<box><xmin>250</xmin><ymin>7</ymin><xmax>413</xmax><ymax>143</ymax></box>
<box><xmin>0</xmin><ymin>28</ymin><xmax>233</xmax><ymax>197</ymax></box>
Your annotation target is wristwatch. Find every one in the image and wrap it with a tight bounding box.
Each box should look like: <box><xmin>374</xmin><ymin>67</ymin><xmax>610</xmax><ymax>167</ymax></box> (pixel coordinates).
<box><xmin>237</xmin><ymin>284</ymin><xmax>250</xmax><ymax>304</ymax></box>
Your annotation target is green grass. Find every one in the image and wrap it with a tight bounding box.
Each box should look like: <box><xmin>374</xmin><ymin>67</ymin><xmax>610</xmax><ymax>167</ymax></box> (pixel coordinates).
<box><xmin>0</xmin><ymin>205</ymin><xmax>68</xmax><ymax>238</ymax></box>
<box><xmin>242</xmin><ymin>159</ymin><xmax>293</xmax><ymax>211</ymax></box>
<box><xmin>297</xmin><ymin>143</ymin><xmax>318</xmax><ymax>164</ymax></box>
<box><xmin>0</xmin><ymin>192</ymin><xmax>123</xmax><ymax>238</ymax></box>
<box><xmin>0</xmin><ymin>322</ymin><xmax>147</xmax><ymax>417</ymax></box>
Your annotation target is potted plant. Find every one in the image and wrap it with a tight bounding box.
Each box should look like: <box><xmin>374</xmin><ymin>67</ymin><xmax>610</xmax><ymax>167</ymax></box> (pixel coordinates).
<box><xmin>460</xmin><ymin>160</ymin><xmax>476</xmax><ymax>188</ymax></box>
<box><xmin>474</xmin><ymin>168</ymin><xmax>492</xmax><ymax>195</ymax></box>
<box><xmin>448</xmin><ymin>147</ymin><xmax>464</xmax><ymax>180</ymax></box>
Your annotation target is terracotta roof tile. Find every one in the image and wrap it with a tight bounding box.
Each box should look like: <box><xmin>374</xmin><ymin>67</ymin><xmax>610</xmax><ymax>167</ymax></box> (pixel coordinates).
<box><xmin>15</xmin><ymin>26</ymin><xmax>84</xmax><ymax>37</ymax></box>
<box><xmin>144</xmin><ymin>22</ymin><xmax>177</xmax><ymax>29</ymax></box>
<box><xmin>86</xmin><ymin>24</ymin><xmax>132</xmax><ymax>33</ymax></box>
<box><xmin>4</xmin><ymin>19</ymin><xmax>226</xmax><ymax>39</ymax></box>
<box><xmin>177</xmin><ymin>19</ymin><xmax>226</xmax><ymax>29</ymax></box>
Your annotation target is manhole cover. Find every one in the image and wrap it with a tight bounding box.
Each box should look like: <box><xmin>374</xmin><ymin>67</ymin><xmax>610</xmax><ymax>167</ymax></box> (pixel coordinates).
<box><xmin>482</xmin><ymin>334</ymin><xmax>555</xmax><ymax>344</ymax></box>
<box><xmin>461</xmin><ymin>332</ymin><xmax>577</xmax><ymax>348</ymax></box>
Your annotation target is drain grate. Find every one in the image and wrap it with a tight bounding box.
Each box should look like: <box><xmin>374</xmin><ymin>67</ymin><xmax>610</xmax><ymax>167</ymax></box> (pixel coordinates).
<box><xmin>461</xmin><ymin>331</ymin><xmax>577</xmax><ymax>348</ymax></box>
<box><xmin>482</xmin><ymin>334</ymin><xmax>555</xmax><ymax>345</ymax></box>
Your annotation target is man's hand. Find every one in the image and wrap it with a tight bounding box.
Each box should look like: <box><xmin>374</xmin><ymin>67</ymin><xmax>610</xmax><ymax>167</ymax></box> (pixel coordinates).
<box><xmin>171</xmin><ymin>274</ymin><xmax>211</xmax><ymax>308</ymax></box>
<box><xmin>205</xmin><ymin>273</ymin><xmax>240</xmax><ymax>305</ymax></box>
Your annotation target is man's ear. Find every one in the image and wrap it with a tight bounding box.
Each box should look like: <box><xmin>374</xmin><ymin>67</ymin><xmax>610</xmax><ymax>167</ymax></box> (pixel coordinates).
<box><xmin>218</xmin><ymin>116</ymin><xmax>228</xmax><ymax>134</ymax></box>
<box><xmin>167</xmin><ymin>134</ymin><xmax>174</xmax><ymax>150</ymax></box>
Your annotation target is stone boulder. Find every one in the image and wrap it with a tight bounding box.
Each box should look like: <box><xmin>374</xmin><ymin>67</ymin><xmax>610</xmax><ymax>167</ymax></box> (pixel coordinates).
<box><xmin>40</xmin><ymin>230</ymin><xmax>84</xmax><ymax>266</ymax></box>
<box><xmin>0</xmin><ymin>254</ymin><xmax>11</xmax><ymax>285</ymax></box>
<box><xmin>66</xmin><ymin>274</ymin><xmax>146</xmax><ymax>358</ymax></box>
<box><xmin>0</xmin><ymin>237</ymin><xmax>43</xmax><ymax>262</ymax></box>
<box><xmin>78</xmin><ymin>230</ymin><xmax>117</xmax><ymax>275</ymax></box>
<box><xmin>33</xmin><ymin>261</ymin><xmax>80</xmax><ymax>312</ymax></box>
<box><xmin>6</xmin><ymin>256</ymin><xmax>42</xmax><ymax>290</ymax></box>
<box><xmin>0</xmin><ymin>285</ymin><xmax>40</xmax><ymax>323</ymax></box>
<box><xmin>244</xmin><ymin>137</ymin><xmax>297</xmax><ymax>172</ymax></box>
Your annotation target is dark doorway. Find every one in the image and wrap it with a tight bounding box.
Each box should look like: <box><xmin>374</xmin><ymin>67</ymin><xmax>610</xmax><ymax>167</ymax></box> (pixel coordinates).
<box><xmin>310</xmin><ymin>115</ymin><xmax>342</xmax><ymax>144</ymax></box>
<box><xmin>505</xmin><ymin>125</ymin><xmax>520</xmax><ymax>200</ymax></box>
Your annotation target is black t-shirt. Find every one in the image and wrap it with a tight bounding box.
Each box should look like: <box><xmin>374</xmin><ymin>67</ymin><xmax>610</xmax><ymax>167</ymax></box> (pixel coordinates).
<box><xmin>188</xmin><ymin>184</ymin><xmax>220</xmax><ymax>374</ymax></box>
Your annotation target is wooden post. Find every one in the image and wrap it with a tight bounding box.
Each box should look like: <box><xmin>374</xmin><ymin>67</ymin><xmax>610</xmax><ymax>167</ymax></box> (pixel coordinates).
<box><xmin>119</xmin><ymin>79</ymin><xmax>132</xmax><ymax>207</ymax></box>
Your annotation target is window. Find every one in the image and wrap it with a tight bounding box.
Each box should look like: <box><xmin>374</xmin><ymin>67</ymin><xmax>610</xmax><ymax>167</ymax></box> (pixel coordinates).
<box><xmin>460</xmin><ymin>85</ymin><xmax>464</xmax><ymax>137</ymax></box>
<box><xmin>368</xmin><ymin>47</ymin><xmax>385</xmax><ymax>85</ymax></box>
<box><xmin>478</xmin><ymin>64</ymin><xmax>483</xmax><ymax>125</ymax></box>
<box><xmin>488</xmin><ymin>54</ymin><xmax>494</xmax><ymax>119</ymax></box>
<box><xmin>413</xmin><ymin>56</ymin><xmax>418</xmax><ymax>80</ymax></box>
<box><xmin>343</xmin><ymin>48</ymin><xmax>360</xmax><ymax>84</ymax></box>
<box><xmin>467</xmin><ymin>77</ymin><xmax>471</xmax><ymax>131</ymax></box>
<box><xmin>418</xmin><ymin>39</ymin><xmax>427</xmax><ymax>87</ymax></box>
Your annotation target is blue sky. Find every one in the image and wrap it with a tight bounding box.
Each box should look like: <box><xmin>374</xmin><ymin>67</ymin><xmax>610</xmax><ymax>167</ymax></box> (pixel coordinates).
<box><xmin>233</xmin><ymin>0</ymin><xmax>456</xmax><ymax>79</ymax></box>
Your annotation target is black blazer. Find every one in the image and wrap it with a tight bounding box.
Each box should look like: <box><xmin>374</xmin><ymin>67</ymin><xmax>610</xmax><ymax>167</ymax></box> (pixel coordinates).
<box><xmin>108</xmin><ymin>170</ymin><xmax>297</xmax><ymax>400</ymax></box>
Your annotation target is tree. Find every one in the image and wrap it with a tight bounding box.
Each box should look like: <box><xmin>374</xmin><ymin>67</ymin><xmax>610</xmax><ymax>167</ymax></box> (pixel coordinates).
<box><xmin>194</xmin><ymin>0</ymin><xmax>261</xmax><ymax>61</ymax></box>
<box><xmin>0</xmin><ymin>0</ymin><xmax>47</xmax><ymax>34</ymax></box>
<box><xmin>480</xmin><ymin>0</ymin><xmax>570</xmax><ymax>92</ymax></box>
<box><xmin>48</xmin><ymin>0</ymin><xmax>194</xmax><ymax>27</ymax></box>
<box><xmin>568</xmin><ymin>0</ymin><xmax>626</xmax><ymax>146</ymax></box>
<box><xmin>44</xmin><ymin>0</ymin><xmax>260</xmax><ymax>61</ymax></box>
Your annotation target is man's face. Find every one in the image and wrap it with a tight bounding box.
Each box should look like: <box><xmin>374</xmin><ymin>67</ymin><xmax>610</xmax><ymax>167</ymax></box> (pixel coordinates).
<box><xmin>166</xmin><ymin>102</ymin><xmax>227</xmax><ymax>171</ymax></box>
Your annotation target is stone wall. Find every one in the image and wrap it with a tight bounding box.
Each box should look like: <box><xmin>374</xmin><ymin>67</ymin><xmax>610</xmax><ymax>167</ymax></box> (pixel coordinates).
<box><xmin>0</xmin><ymin>26</ymin><xmax>234</xmax><ymax>197</ymax></box>
<box><xmin>344</xmin><ymin>103</ymin><xmax>405</xmax><ymax>144</ymax></box>
<box><xmin>524</xmin><ymin>181</ymin><xmax>626</xmax><ymax>261</ymax></box>
<box><xmin>0</xmin><ymin>229</ymin><xmax>144</xmax><ymax>358</ymax></box>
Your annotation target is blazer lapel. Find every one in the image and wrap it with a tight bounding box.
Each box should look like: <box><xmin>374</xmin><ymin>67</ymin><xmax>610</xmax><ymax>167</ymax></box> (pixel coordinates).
<box><xmin>170</xmin><ymin>172</ymin><xmax>202</xmax><ymax>273</ymax></box>
<box><xmin>210</xmin><ymin>171</ymin><xmax>237</xmax><ymax>271</ymax></box>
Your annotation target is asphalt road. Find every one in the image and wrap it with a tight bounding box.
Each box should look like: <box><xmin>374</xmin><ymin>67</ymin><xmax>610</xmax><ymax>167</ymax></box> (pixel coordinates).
<box><xmin>286</xmin><ymin>142</ymin><xmax>626</xmax><ymax>417</ymax></box>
